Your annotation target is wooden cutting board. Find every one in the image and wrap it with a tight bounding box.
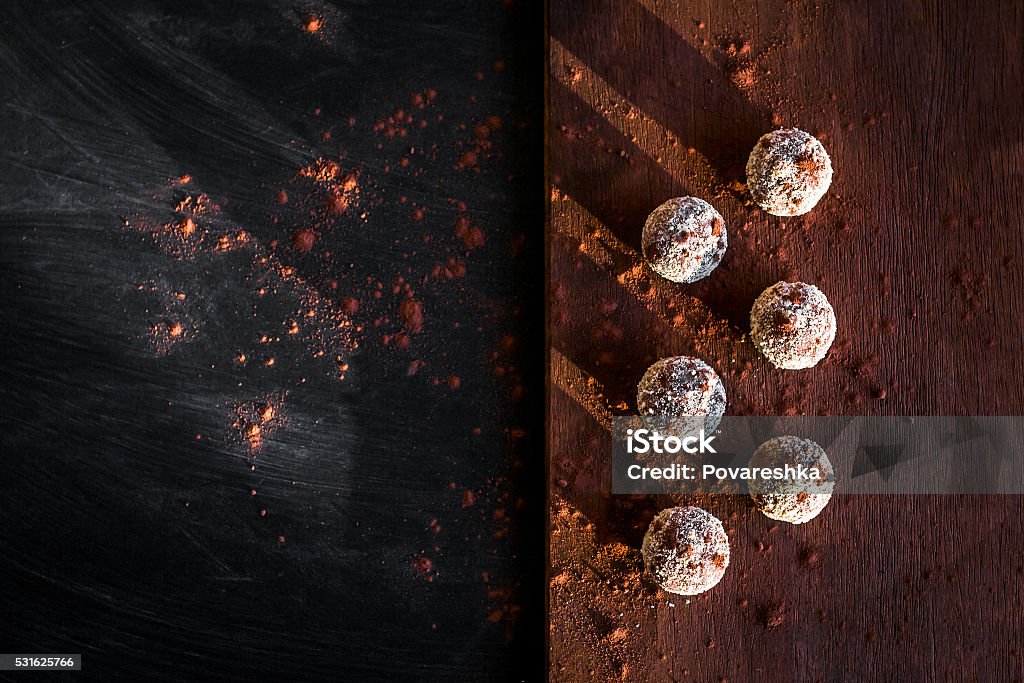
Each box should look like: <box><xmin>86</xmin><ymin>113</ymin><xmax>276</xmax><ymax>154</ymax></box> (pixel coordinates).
<box><xmin>548</xmin><ymin>1</ymin><xmax>1024</xmax><ymax>680</ymax></box>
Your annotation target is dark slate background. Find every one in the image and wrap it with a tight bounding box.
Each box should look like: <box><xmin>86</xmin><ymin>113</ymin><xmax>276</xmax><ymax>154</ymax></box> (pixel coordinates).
<box><xmin>0</xmin><ymin>1</ymin><xmax>544</xmax><ymax>680</ymax></box>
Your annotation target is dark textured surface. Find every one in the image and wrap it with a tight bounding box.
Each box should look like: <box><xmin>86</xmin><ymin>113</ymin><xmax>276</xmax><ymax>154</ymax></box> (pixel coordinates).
<box><xmin>0</xmin><ymin>1</ymin><xmax>543</xmax><ymax>680</ymax></box>
<box><xmin>549</xmin><ymin>0</ymin><xmax>1024</xmax><ymax>680</ymax></box>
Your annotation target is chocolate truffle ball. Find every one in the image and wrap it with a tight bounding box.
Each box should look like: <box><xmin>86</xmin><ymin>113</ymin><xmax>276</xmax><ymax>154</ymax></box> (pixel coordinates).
<box><xmin>642</xmin><ymin>197</ymin><xmax>727</xmax><ymax>283</ymax></box>
<box><xmin>746</xmin><ymin>128</ymin><xmax>832</xmax><ymax>216</ymax></box>
<box><xmin>642</xmin><ymin>506</ymin><xmax>730</xmax><ymax>595</ymax></box>
<box><xmin>748</xmin><ymin>436</ymin><xmax>835</xmax><ymax>524</ymax></box>
<box><xmin>750</xmin><ymin>281</ymin><xmax>836</xmax><ymax>370</ymax></box>
<box><xmin>637</xmin><ymin>356</ymin><xmax>726</xmax><ymax>434</ymax></box>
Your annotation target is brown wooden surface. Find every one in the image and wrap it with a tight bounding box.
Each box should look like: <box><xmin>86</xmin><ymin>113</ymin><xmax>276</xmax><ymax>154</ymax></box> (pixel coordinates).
<box><xmin>548</xmin><ymin>0</ymin><xmax>1024</xmax><ymax>680</ymax></box>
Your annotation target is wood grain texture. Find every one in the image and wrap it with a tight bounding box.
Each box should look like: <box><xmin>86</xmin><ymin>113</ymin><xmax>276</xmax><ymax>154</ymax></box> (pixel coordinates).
<box><xmin>548</xmin><ymin>0</ymin><xmax>1024</xmax><ymax>680</ymax></box>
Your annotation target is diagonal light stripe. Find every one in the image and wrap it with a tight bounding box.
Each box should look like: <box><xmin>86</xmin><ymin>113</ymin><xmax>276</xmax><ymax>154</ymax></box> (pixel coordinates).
<box><xmin>550</xmin><ymin>37</ymin><xmax>734</xmax><ymax>210</ymax></box>
<box><xmin>550</xmin><ymin>347</ymin><xmax>614</xmax><ymax>430</ymax></box>
<box><xmin>549</xmin><ymin>185</ymin><xmax>635</xmax><ymax>269</ymax></box>
<box><xmin>633</xmin><ymin>0</ymin><xmax>698</xmax><ymax>41</ymax></box>
<box><xmin>551</xmin><ymin>187</ymin><xmax>742</xmax><ymax>346</ymax></box>
<box><xmin>549</xmin><ymin>37</ymin><xmax>755</xmax><ymax>428</ymax></box>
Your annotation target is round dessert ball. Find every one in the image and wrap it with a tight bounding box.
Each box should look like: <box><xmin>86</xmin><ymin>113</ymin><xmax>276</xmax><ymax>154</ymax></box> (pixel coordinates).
<box><xmin>642</xmin><ymin>506</ymin><xmax>730</xmax><ymax>595</ymax></box>
<box><xmin>637</xmin><ymin>356</ymin><xmax>726</xmax><ymax>434</ymax></box>
<box><xmin>746</xmin><ymin>128</ymin><xmax>832</xmax><ymax>216</ymax></box>
<box><xmin>750</xmin><ymin>281</ymin><xmax>836</xmax><ymax>370</ymax></box>
<box><xmin>642</xmin><ymin>197</ymin><xmax>727</xmax><ymax>283</ymax></box>
<box><xmin>748</xmin><ymin>436</ymin><xmax>835</xmax><ymax>524</ymax></box>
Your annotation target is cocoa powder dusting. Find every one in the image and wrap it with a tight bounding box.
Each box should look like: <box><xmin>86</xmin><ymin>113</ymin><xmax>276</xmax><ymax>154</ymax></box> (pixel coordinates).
<box><xmin>119</xmin><ymin>54</ymin><xmax>528</xmax><ymax>625</ymax></box>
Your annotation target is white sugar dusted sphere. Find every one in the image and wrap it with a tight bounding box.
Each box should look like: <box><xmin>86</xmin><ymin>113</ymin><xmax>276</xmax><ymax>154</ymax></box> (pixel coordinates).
<box><xmin>750</xmin><ymin>281</ymin><xmax>836</xmax><ymax>370</ymax></box>
<box><xmin>637</xmin><ymin>356</ymin><xmax>726</xmax><ymax>434</ymax></box>
<box><xmin>746</xmin><ymin>128</ymin><xmax>832</xmax><ymax>216</ymax></box>
<box><xmin>748</xmin><ymin>436</ymin><xmax>835</xmax><ymax>524</ymax></box>
<box><xmin>642</xmin><ymin>197</ymin><xmax>727</xmax><ymax>283</ymax></box>
<box><xmin>642</xmin><ymin>506</ymin><xmax>730</xmax><ymax>595</ymax></box>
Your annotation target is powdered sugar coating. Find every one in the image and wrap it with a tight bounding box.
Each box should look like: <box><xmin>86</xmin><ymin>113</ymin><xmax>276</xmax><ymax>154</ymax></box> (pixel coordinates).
<box><xmin>746</xmin><ymin>128</ymin><xmax>832</xmax><ymax>216</ymax></box>
<box><xmin>642</xmin><ymin>197</ymin><xmax>727</xmax><ymax>283</ymax></box>
<box><xmin>748</xmin><ymin>436</ymin><xmax>835</xmax><ymax>524</ymax></box>
<box><xmin>750</xmin><ymin>281</ymin><xmax>836</xmax><ymax>370</ymax></box>
<box><xmin>636</xmin><ymin>356</ymin><xmax>726</xmax><ymax>434</ymax></box>
<box><xmin>642</xmin><ymin>506</ymin><xmax>730</xmax><ymax>595</ymax></box>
